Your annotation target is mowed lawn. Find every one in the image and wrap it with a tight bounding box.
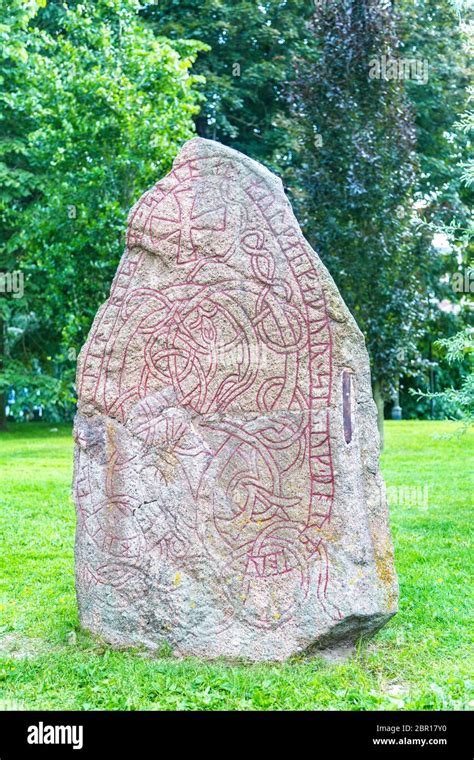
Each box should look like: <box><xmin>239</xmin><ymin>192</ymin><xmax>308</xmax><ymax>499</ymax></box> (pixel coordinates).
<box><xmin>0</xmin><ymin>421</ymin><xmax>472</xmax><ymax>711</ymax></box>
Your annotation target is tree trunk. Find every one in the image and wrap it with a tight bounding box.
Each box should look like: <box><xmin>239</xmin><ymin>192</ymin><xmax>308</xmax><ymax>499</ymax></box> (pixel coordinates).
<box><xmin>373</xmin><ymin>379</ymin><xmax>384</xmax><ymax>450</ymax></box>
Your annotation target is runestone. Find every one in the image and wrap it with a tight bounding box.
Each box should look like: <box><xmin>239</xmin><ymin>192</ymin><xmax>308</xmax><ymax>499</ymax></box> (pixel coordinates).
<box><xmin>73</xmin><ymin>138</ymin><xmax>398</xmax><ymax>660</ymax></box>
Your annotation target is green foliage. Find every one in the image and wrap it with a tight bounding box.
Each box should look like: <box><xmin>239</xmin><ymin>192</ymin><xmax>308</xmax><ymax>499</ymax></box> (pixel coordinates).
<box><xmin>0</xmin><ymin>0</ymin><xmax>471</xmax><ymax>421</ymax></box>
<box><xmin>413</xmin><ymin>328</ymin><xmax>474</xmax><ymax>426</ymax></box>
<box><xmin>456</xmin><ymin>86</ymin><xmax>474</xmax><ymax>188</ymax></box>
<box><xmin>143</xmin><ymin>0</ymin><xmax>312</xmax><ymax>168</ymax></box>
<box><xmin>150</xmin><ymin>0</ymin><xmax>469</xmax><ymax>407</ymax></box>
<box><xmin>404</xmin><ymin>5</ymin><xmax>473</xmax><ymax>424</ymax></box>
<box><xmin>283</xmin><ymin>0</ymin><xmax>450</xmax><ymax>395</ymax></box>
<box><xmin>399</xmin><ymin>0</ymin><xmax>471</xmax><ymax>222</ymax></box>
<box><xmin>0</xmin><ymin>0</ymin><xmax>205</xmax><ymax>418</ymax></box>
<box><xmin>398</xmin><ymin>0</ymin><xmax>473</xmax><ymax>401</ymax></box>
<box><xmin>0</xmin><ymin>421</ymin><xmax>472</xmax><ymax>709</ymax></box>
<box><xmin>437</xmin><ymin>327</ymin><xmax>473</xmax><ymax>362</ymax></box>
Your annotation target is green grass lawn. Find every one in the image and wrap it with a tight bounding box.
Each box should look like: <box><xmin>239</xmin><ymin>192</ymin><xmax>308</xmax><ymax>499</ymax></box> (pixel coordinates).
<box><xmin>0</xmin><ymin>421</ymin><xmax>472</xmax><ymax>710</ymax></box>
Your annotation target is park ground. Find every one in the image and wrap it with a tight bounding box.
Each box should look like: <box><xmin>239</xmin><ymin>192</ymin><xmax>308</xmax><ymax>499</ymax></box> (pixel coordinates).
<box><xmin>0</xmin><ymin>421</ymin><xmax>472</xmax><ymax>710</ymax></box>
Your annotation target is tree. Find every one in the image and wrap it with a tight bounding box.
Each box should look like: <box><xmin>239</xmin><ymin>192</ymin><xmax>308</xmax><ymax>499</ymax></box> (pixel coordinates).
<box><xmin>411</xmin><ymin>0</ymin><xmax>473</xmax><ymax>427</ymax></box>
<box><xmin>142</xmin><ymin>0</ymin><xmax>311</xmax><ymax>170</ymax></box>
<box><xmin>0</xmin><ymin>0</ymin><xmax>40</xmax><ymax>427</ymax></box>
<box><xmin>281</xmin><ymin>0</ymin><xmax>436</xmax><ymax>444</ymax></box>
<box><xmin>398</xmin><ymin>0</ymin><xmax>471</xmax><ymax>227</ymax></box>
<box><xmin>148</xmin><ymin>0</ymin><xmax>466</xmax><ymax>443</ymax></box>
<box><xmin>0</xmin><ymin>0</ymin><xmax>205</xmax><ymax>422</ymax></box>
<box><xmin>396</xmin><ymin>0</ymin><xmax>473</xmax><ymax>418</ymax></box>
<box><xmin>418</xmin><ymin>329</ymin><xmax>473</xmax><ymax>428</ymax></box>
